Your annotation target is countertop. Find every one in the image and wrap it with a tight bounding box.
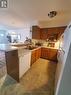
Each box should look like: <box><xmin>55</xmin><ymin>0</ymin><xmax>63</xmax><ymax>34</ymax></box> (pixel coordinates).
<box><xmin>41</xmin><ymin>46</ymin><xmax>59</xmax><ymax>50</ymax></box>
<box><xmin>0</xmin><ymin>44</ymin><xmax>59</xmax><ymax>52</ymax></box>
<box><xmin>0</xmin><ymin>44</ymin><xmax>18</xmax><ymax>52</ymax></box>
<box><xmin>30</xmin><ymin>46</ymin><xmax>59</xmax><ymax>51</ymax></box>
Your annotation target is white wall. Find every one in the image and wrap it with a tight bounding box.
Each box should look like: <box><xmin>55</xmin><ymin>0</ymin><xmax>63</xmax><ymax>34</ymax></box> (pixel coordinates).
<box><xmin>7</xmin><ymin>27</ymin><xmax>32</xmax><ymax>43</ymax></box>
<box><xmin>0</xmin><ymin>30</ymin><xmax>9</xmax><ymax>44</ymax></box>
<box><xmin>17</xmin><ymin>28</ymin><xmax>32</xmax><ymax>42</ymax></box>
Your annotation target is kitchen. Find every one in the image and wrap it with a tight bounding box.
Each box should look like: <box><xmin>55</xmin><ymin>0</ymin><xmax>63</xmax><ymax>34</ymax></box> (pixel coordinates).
<box><xmin>0</xmin><ymin>0</ymin><xmax>71</xmax><ymax>95</ymax></box>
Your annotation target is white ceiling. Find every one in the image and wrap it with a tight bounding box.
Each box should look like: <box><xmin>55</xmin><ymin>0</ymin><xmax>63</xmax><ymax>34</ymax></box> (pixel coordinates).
<box><xmin>0</xmin><ymin>0</ymin><xmax>71</xmax><ymax>28</ymax></box>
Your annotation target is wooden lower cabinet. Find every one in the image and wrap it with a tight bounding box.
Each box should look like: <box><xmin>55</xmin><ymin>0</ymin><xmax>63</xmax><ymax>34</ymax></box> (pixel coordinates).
<box><xmin>31</xmin><ymin>48</ymin><xmax>41</xmax><ymax>65</ymax></box>
<box><xmin>41</xmin><ymin>48</ymin><xmax>49</xmax><ymax>59</ymax></box>
<box><xmin>31</xmin><ymin>47</ymin><xmax>57</xmax><ymax>65</ymax></box>
<box><xmin>41</xmin><ymin>48</ymin><xmax>58</xmax><ymax>62</ymax></box>
<box><xmin>35</xmin><ymin>48</ymin><xmax>41</xmax><ymax>60</ymax></box>
<box><xmin>5</xmin><ymin>50</ymin><xmax>19</xmax><ymax>82</ymax></box>
<box><xmin>31</xmin><ymin>50</ymin><xmax>36</xmax><ymax>65</ymax></box>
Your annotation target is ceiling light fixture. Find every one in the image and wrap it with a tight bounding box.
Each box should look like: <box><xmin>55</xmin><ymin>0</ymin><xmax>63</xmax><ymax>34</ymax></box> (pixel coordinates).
<box><xmin>48</xmin><ymin>11</ymin><xmax>57</xmax><ymax>18</ymax></box>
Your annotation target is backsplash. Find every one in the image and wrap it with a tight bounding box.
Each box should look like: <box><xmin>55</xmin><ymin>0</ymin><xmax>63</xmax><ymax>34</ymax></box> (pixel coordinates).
<box><xmin>32</xmin><ymin>39</ymin><xmax>60</xmax><ymax>49</ymax></box>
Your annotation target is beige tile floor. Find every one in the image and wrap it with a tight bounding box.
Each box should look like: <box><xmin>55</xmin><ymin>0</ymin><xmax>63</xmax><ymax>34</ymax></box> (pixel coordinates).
<box><xmin>0</xmin><ymin>58</ymin><xmax>57</xmax><ymax>95</ymax></box>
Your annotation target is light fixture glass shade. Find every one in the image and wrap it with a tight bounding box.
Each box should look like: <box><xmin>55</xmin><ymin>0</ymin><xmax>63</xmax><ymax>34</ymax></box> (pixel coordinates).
<box><xmin>48</xmin><ymin>11</ymin><xmax>57</xmax><ymax>18</ymax></box>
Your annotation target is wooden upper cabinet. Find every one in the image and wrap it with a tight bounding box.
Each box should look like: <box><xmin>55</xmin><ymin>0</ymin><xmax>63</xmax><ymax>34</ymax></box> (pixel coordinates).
<box><xmin>40</xmin><ymin>27</ymin><xmax>59</xmax><ymax>40</ymax></box>
<box><xmin>47</xmin><ymin>27</ymin><xmax>58</xmax><ymax>40</ymax></box>
<box><xmin>40</xmin><ymin>28</ymin><xmax>48</xmax><ymax>40</ymax></box>
<box><xmin>46</xmin><ymin>26</ymin><xmax>66</xmax><ymax>40</ymax></box>
<box><xmin>32</xmin><ymin>26</ymin><xmax>66</xmax><ymax>40</ymax></box>
<box><xmin>32</xmin><ymin>26</ymin><xmax>40</xmax><ymax>39</ymax></box>
<box><xmin>57</xmin><ymin>26</ymin><xmax>66</xmax><ymax>39</ymax></box>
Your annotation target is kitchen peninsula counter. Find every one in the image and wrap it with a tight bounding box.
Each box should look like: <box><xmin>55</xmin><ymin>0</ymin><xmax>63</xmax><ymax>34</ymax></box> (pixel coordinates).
<box><xmin>0</xmin><ymin>44</ymin><xmax>18</xmax><ymax>52</ymax></box>
<box><xmin>0</xmin><ymin>44</ymin><xmax>59</xmax><ymax>52</ymax></box>
<box><xmin>0</xmin><ymin>44</ymin><xmax>31</xmax><ymax>82</ymax></box>
<box><xmin>0</xmin><ymin>44</ymin><xmax>59</xmax><ymax>82</ymax></box>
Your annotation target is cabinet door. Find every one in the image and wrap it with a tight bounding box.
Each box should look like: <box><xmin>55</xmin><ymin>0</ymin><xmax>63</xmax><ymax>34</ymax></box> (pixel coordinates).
<box><xmin>41</xmin><ymin>48</ymin><xmax>44</xmax><ymax>58</ymax></box>
<box><xmin>47</xmin><ymin>26</ymin><xmax>66</xmax><ymax>40</ymax></box>
<box><xmin>41</xmin><ymin>48</ymin><xmax>48</xmax><ymax>59</ymax></box>
<box><xmin>32</xmin><ymin>26</ymin><xmax>40</xmax><ymax>39</ymax></box>
<box><xmin>35</xmin><ymin>48</ymin><xmax>41</xmax><ymax>60</ymax></box>
<box><xmin>31</xmin><ymin>51</ymin><xmax>36</xmax><ymax>65</ymax></box>
<box><xmin>40</xmin><ymin>28</ymin><xmax>48</xmax><ymax>40</ymax></box>
<box><xmin>38</xmin><ymin>48</ymin><xmax>41</xmax><ymax>58</ymax></box>
<box><xmin>41</xmin><ymin>48</ymin><xmax>57</xmax><ymax>61</ymax></box>
<box><xmin>35</xmin><ymin>49</ymin><xmax>39</xmax><ymax>61</ymax></box>
<box><xmin>49</xmin><ymin>49</ymin><xmax>58</xmax><ymax>61</ymax></box>
<box><xmin>31</xmin><ymin>48</ymin><xmax>41</xmax><ymax>65</ymax></box>
<box><xmin>47</xmin><ymin>28</ymin><xmax>58</xmax><ymax>40</ymax></box>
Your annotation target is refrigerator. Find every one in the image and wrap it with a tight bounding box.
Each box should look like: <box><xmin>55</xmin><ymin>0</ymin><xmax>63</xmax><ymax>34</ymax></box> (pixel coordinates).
<box><xmin>55</xmin><ymin>22</ymin><xmax>71</xmax><ymax>95</ymax></box>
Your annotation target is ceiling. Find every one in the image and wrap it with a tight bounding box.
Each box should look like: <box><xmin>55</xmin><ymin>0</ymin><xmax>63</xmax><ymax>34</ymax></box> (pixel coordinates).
<box><xmin>0</xmin><ymin>0</ymin><xmax>71</xmax><ymax>28</ymax></box>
